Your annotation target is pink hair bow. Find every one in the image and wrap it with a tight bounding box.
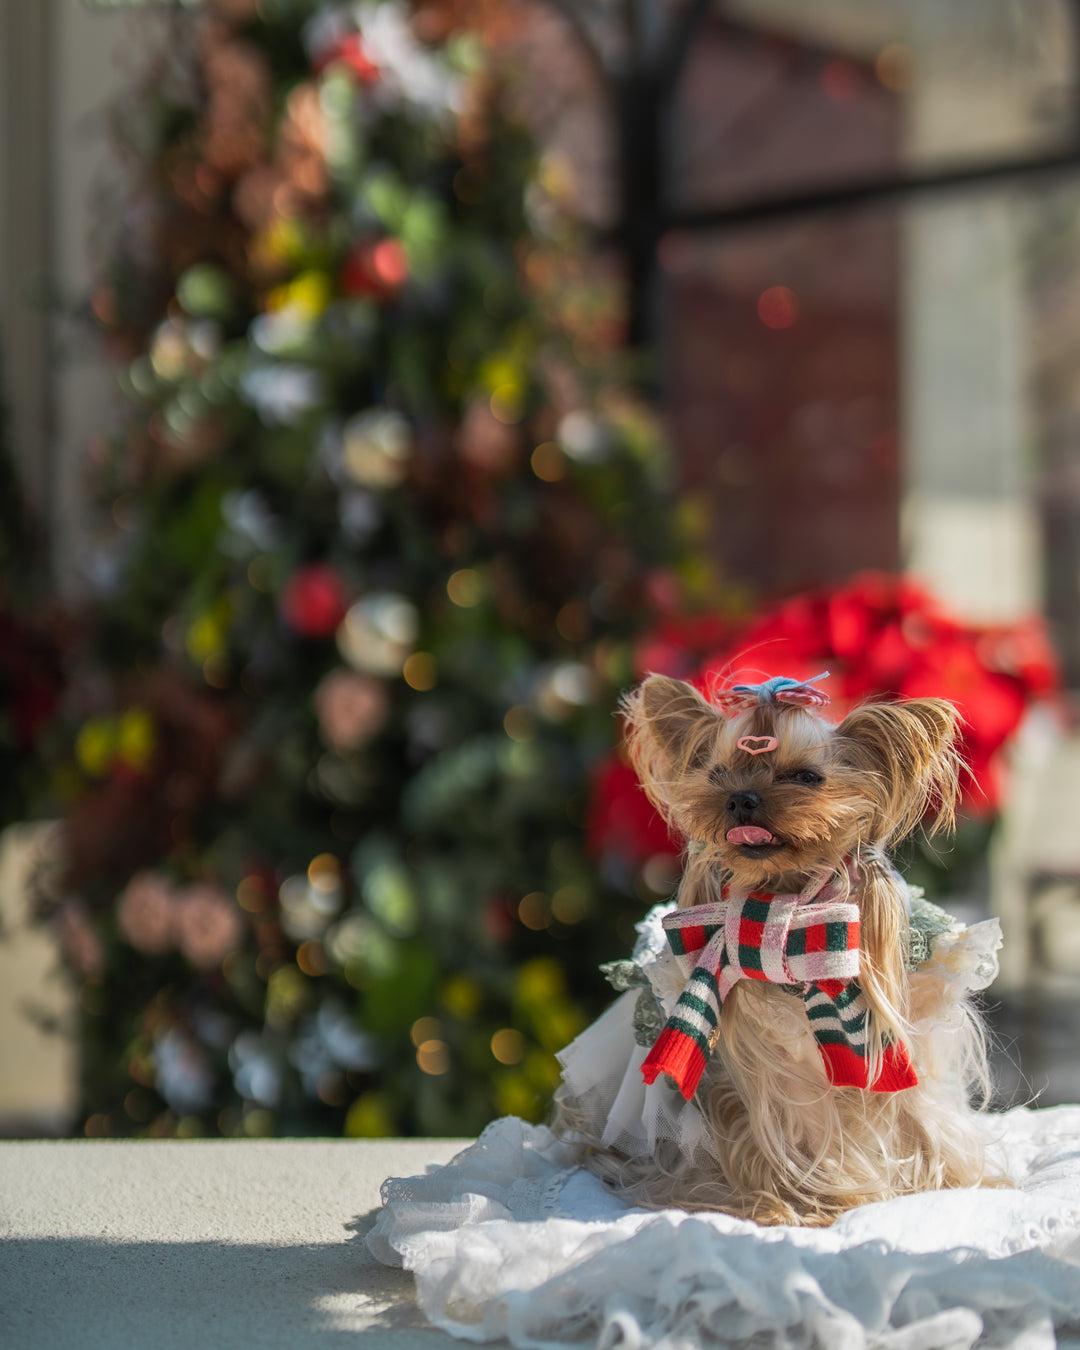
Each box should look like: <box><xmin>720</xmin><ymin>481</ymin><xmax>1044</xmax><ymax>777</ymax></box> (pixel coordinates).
<box><xmin>716</xmin><ymin>672</ymin><xmax>831</xmax><ymax>713</ymax></box>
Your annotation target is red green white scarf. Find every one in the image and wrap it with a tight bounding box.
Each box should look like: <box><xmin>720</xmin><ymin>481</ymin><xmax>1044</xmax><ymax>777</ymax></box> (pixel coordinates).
<box><xmin>640</xmin><ymin>873</ymin><xmax>917</xmax><ymax>1100</ymax></box>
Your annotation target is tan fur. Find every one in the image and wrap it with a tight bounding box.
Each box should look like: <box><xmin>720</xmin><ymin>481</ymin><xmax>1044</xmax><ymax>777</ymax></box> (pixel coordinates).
<box><xmin>555</xmin><ymin>676</ymin><xmax>1005</xmax><ymax>1226</ymax></box>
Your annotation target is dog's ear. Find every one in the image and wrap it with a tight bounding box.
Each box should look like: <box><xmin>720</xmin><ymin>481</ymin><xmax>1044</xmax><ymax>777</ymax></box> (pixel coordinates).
<box><xmin>622</xmin><ymin>676</ymin><xmax>720</xmax><ymax>810</ymax></box>
<box><xmin>637</xmin><ymin>676</ymin><xmax>718</xmax><ymax>759</ymax></box>
<box><xmin>837</xmin><ymin>698</ymin><xmax>962</xmax><ymax>844</ymax></box>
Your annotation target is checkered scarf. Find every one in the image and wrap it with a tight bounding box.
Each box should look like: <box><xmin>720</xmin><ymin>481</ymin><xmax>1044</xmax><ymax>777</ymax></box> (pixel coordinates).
<box><xmin>640</xmin><ymin>874</ymin><xmax>917</xmax><ymax>1100</ymax></box>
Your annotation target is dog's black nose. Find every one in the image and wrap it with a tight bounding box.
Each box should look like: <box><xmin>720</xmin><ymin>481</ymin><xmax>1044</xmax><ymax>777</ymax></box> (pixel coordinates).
<box><xmin>727</xmin><ymin>791</ymin><xmax>762</xmax><ymax>822</ymax></box>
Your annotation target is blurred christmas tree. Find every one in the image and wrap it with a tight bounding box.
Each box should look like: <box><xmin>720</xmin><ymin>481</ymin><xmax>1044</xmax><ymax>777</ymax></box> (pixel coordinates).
<box><xmin>49</xmin><ymin>0</ymin><xmax>685</xmax><ymax>1139</ymax></box>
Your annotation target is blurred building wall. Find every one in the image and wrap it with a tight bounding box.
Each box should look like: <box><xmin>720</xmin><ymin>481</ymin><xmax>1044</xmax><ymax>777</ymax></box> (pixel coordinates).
<box><xmin>0</xmin><ymin>0</ymin><xmax>51</xmax><ymax>522</ymax></box>
<box><xmin>899</xmin><ymin>8</ymin><xmax>1061</xmax><ymax>626</ymax></box>
<box><xmin>668</xmin><ymin>0</ymin><xmax>1069</xmax><ymax>622</ymax></box>
<box><xmin>665</xmin><ymin>17</ymin><xmax>902</xmax><ymax>599</ymax></box>
<box><xmin>0</xmin><ymin>0</ymin><xmax>130</xmax><ymax>596</ymax></box>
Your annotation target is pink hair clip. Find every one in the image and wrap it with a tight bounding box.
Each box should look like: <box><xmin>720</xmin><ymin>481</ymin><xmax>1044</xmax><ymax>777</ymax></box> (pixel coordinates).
<box><xmin>737</xmin><ymin>735</ymin><xmax>778</xmax><ymax>755</ymax></box>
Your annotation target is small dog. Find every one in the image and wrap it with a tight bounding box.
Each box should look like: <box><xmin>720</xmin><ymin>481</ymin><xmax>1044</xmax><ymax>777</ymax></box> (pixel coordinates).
<box><xmin>556</xmin><ymin>672</ymin><xmax>1002</xmax><ymax>1227</ymax></box>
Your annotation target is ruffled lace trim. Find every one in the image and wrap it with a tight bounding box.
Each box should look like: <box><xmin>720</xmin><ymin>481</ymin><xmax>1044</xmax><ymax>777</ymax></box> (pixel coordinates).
<box><xmin>367</xmin><ymin>1106</ymin><xmax>1080</xmax><ymax>1349</ymax></box>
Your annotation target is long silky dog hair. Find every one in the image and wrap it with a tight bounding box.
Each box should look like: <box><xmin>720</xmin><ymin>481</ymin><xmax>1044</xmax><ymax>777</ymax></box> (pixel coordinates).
<box><xmin>555</xmin><ymin>676</ymin><xmax>1002</xmax><ymax>1226</ymax></box>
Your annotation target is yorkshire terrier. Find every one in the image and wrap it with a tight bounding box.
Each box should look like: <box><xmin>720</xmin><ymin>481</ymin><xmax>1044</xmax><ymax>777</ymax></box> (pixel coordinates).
<box><xmin>555</xmin><ymin>672</ymin><xmax>1003</xmax><ymax>1227</ymax></box>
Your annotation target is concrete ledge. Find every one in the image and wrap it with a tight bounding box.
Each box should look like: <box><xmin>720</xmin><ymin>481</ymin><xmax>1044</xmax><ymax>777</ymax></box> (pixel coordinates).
<box><xmin>0</xmin><ymin>1138</ymin><xmax>486</xmax><ymax>1349</ymax></box>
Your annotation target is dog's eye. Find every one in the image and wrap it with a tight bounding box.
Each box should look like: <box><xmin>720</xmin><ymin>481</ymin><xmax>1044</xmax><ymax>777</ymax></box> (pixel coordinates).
<box><xmin>786</xmin><ymin>769</ymin><xmax>824</xmax><ymax>786</ymax></box>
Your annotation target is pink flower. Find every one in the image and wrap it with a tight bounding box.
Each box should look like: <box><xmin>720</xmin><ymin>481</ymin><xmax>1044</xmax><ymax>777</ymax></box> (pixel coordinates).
<box><xmin>314</xmin><ymin>669</ymin><xmax>389</xmax><ymax>751</ymax></box>
<box><xmin>56</xmin><ymin>901</ymin><xmax>105</xmax><ymax>980</ymax></box>
<box><xmin>117</xmin><ymin>872</ymin><xmax>176</xmax><ymax>955</ymax></box>
<box><xmin>174</xmin><ymin>883</ymin><xmax>244</xmax><ymax>970</ymax></box>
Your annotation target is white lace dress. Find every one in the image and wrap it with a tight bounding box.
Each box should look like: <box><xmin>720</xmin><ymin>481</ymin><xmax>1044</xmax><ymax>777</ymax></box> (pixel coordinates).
<box><xmin>367</xmin><ymin>904</ymin><xmax>1080</xmax><ymax>1350</ymax></box>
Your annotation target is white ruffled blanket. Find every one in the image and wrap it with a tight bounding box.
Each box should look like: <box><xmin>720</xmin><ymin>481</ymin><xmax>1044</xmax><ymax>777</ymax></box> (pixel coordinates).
<box><xmin>367</xmin><ymin>1107</ymin><xmax>1080</xmax><ymax>1350</ymax></box>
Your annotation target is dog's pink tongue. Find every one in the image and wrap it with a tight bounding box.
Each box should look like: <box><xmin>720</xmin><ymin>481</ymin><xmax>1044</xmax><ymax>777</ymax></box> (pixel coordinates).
<box><xmin>726</xmin><ymin>826</ymin><xmax>774</xmax><ymax>846</ymax></box>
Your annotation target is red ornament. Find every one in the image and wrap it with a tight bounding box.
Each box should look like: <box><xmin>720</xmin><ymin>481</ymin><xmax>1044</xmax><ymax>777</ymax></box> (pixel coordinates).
<box><xmin>757</xmin><ymin>286</ymin><xmax>799</xmax><ymax>330</ymax></box>
<box><xmin>482</xmin><ymin>897</ymin><xmax>516</xmax><ymax>945</ymax></box>
<box><xmin>339</xmin><ymin>245</ymin><xmax>375</xmax><ymax>297</ymax></box>
<box><xmin>340</xmin><ymin>239</ymin><xmax>408</xmax><ymax>300</ymax></box>
<box><xmin>280</xmin><ymin>563</ymin><xmax>349</xmax><ymax>639</ymax></box>
<box><xmin>314</xmin><ymin>33</ymin><xmax>380</xmax><ymax>83</ymax></box>
<box><xmin>371</xmin><ymin>239</ymin><xmax>408</xmax><ymax>288</ymax></box>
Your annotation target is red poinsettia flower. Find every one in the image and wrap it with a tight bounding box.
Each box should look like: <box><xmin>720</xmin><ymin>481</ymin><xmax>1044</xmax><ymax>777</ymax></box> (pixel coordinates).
<box><xmin>585</xmin><ymin>756</ymin><xmax>680</xmax><ymax>867</ymax></box>
<box><xmin>634</xmin><ymin>607</ymin><xmax>740</xmax><ymax>684</ymax></box>
<box><xmin>591</xmin><ymin>573</ymin><xmax>1061</xmax><ymax>869</ymax></box>
<box><xmin>719</xmin><ymin>575</ymin><xmax>1060</xmax><ymax>814</ymax></box>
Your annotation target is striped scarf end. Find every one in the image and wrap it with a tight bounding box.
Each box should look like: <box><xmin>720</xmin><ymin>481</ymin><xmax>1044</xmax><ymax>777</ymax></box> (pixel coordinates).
<box><xmin>640</xmin><ymin>1026</ymin><xmax>707</xmax><ymax>1101</ymax></box>
<box><xmin>817</xmin><ymin>1040</ymin><xmax>918</xmax><ymax>1092</ymax></box>
<box><xmin>870</xmin><ymin>1042</ymin><xmax>918</xmax><ymax>1093</ymax></box>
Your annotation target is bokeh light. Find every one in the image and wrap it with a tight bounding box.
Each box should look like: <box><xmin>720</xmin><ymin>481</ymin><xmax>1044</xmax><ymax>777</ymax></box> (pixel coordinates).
<box><xmin>757</xmin><ymin>286</ymin><xmax>799</xmax><ymax>330</ymax></box>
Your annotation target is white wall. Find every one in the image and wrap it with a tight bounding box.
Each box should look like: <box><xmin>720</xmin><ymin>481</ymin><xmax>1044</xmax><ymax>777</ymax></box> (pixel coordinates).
<box><xmin>901</xmin><ymin>193</ymin><xmax>1040</xmax><ymax>623</ymax></box>
<box><xmin>0</xmin><ymin>825</ymin><xmax>76</xmax><ymax>1135</ymax></box>
<box><xmin>50</xmin><ymin>0</ymin><xmax>148</xmax><ymax>595</ymax></box>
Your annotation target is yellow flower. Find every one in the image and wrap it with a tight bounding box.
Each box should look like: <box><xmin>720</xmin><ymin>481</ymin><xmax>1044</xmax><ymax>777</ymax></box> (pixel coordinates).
<box><xmin>116</xmin><ymin>707</ymin><xmax>156</xmax><ymax>771</ymax></box>
<box><xmin>267</xmin><ymin>270</ymin><xmax>332</xmax><ymax>318</ymax></box>
<box><xmin>186</xmin><ymin>602</ymin><xmax>230</xmax><ymax>663</ymax></box>
<box><xmin>537</xmin><ymin>152</ymin><xmax>576</xmax><ymax>201</ymax></box>
<box><xmin>676</xmin><ymin>495</ymin><xmax>709</xmax><ymax>542</ymax></box>
<box><xmin>261</xmin><ymin>217</ymin><xmax>306</xmax><ymax>264</ymax></box>
<box><xmin>514</xmin><ymin>957</ymin><xmax>565</xmax><ymax>1005</ymax></box>
<box><xmin>478</xmin><ymin>354</ymin><xmax>523</xmax><ymax>399</ymax></box>
<box><xmin>242</xmin><ymin>1110</ymin><xmax>275</xmax><ymax>1138</ymax></box>
<box><xmin>493</xmin><ymin>1072</ymin><xmax>539</xmax><ymax>1121</ymax></box>
<box><xmin>523</xmin><ymin>1049</ymin><xmax>562</xmax><ymax>1092</ymax></box>
<box><xmin>345</xmin><ymin>1092</ymin><xmax>396</xmax><ymax>1138</ymax></box>
<box><xmin>440</xmin><ymin>974</ymin><xmax>483</xmax><ymax>1021</ymax></box>
<box><xmin>266</xmin><ymin>965</ymin><xmax>310</xmax><ymax>1029</ymax></box>
<box><xmin>536</xmin><ymin>1005</ymin><xmax>585</xmax><ymax>1052</ymax></box>
<box><xmin>75</xmin><ymin>718</ymin><xmax>115</xmax><ymax>778</ymax></box>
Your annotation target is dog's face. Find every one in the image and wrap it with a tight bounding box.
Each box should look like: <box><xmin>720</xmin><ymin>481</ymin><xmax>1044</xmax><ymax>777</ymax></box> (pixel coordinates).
<box><xmin>624</xmin><ymin>676</ymin><xmax>961</xmax><ymax>886</ymax></box>
<box><xmin>699</xmin><ymin>703</ymin><xmax>865</xmax><ymax>882</ymax></box>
